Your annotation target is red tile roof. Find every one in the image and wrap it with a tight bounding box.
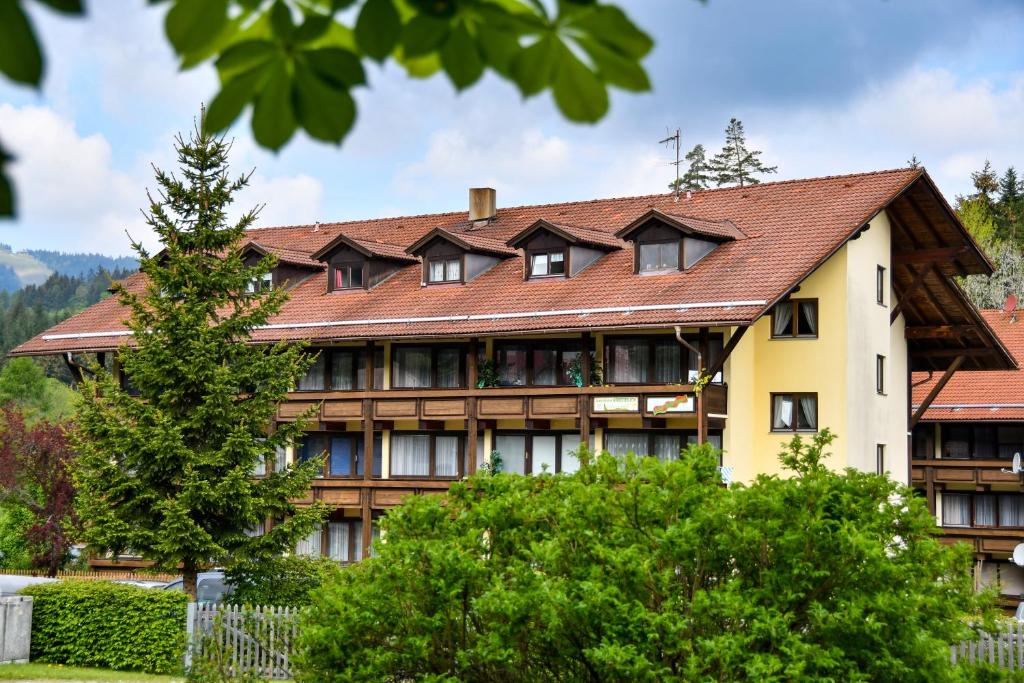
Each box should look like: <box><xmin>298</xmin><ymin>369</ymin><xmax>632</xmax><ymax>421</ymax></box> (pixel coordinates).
<box><xmin>12</xmin><ymin>168</ymin><xmax>939</xmax><ymax>355</ymax></box>
<box><xmin>616</xmin><ymin>208</ymin><xmax>747</xmax><ymax>242</ymax></box>
<box><xmin>914</xmin><ymin>309</ymin><xmax>1024</xmax><ymax>421</ymax></box>
<box><xmin>243</xmin><ymin>241</ymin><xmax>324</xmax><ymax>269</ymax></box>
<box><xmin>308</xmin><ymin>233</ymin><xmax>417</xmax><ymax>263</ymax></box>
<box><xmin>507</xmin><ymin>220</ymin><xmax>625</xmax><ymax>251</ymax></box>
<box><xmin>407</xmin><ymin>227</ymin><xmax>518</xmax><ymax>257</ymax></box>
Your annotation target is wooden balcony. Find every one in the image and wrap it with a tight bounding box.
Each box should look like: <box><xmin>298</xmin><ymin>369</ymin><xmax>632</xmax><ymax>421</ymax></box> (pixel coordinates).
<box><xmin>936</xmin><ymin>526</ymin><xmax>1024</xmax><ymax>556</ymax></box>
<box><xmin>911</xmin><ymin>459</ymin><xmax>1024</xmax><ymax>487</ymax></box>
<box><xmin>277</xmin><ymin>383</ymin><xmax>728</xmax><ymax>425</ymax></box>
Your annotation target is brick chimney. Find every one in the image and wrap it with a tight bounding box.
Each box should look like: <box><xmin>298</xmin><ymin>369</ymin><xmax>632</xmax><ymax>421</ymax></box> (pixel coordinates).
<box><xmin>469</xmin><ymin>187</ymin><xmax>496</xmax><ymax>223</ymax></box>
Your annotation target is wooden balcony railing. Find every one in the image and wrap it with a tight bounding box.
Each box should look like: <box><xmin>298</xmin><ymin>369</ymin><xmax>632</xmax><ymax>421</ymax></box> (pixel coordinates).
<box><xmin>911</xmin><ymin>459</ymin><xmax>1024</xmax><ymax>487</ymax></box>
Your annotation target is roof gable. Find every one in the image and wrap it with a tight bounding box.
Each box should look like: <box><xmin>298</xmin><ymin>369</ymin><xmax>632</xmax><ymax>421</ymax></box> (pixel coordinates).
<box><xmin>615</xmin><ymin>209</ymin><xmax>746</xmax><ymax>242</ymax></box>
<box><xmin>506</xmin><ymin>219</ymin><xmax>624</xmax><ymax>251</ymax></box>
<box><xmin>406</xmin><ymin>227</ymin><xmax>517</xmax><ymax>258</ymax></box>
<box><xmin>309</xmin><ymin>233</ymin><xmax>417</xmax><ymax>263</ymax></box>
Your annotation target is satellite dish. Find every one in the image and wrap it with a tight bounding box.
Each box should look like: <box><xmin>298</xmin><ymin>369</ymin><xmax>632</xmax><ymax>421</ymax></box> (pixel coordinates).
<box><xmin>1014</xmin><ymin>543</ymin><xmax>1024</xmax><ymax>567</ymax></box>
<box><xmin>1000</xmin><ymin>453</ymin><xmax>1022</xmax><ymax>475</ymax></box>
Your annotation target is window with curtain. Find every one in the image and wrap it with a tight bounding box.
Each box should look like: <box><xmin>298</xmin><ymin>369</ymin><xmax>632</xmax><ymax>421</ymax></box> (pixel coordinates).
<box><xmin>605</xmin><ymin>433</ymin><xmax>650</xmax><ymax>457</ymax></box>
<box><xmin>428</xmin><ymin>257</ymin><xmax>461</xmax><ymax>283</ymax></box>
<box><xmin>942</xmin><ymin>493</ymin><xmax>970</xmax><ymax>527</ymax></box>
<box><xmin>975</xmin><ymin>494</ymin><xmax>996</xmax><ymax>526</ymax></box>
<box><xmin>327</xmin><ymin>522</ymin><xmax>351</xmax><ymax>562</ymax></box>
<box><xmin>436</xmin><ymin>349</ymin><xmax>461</xmax><ymax>388</ymax></box>
<box><xmin>771</xmin><ymin>299</ymin><xmax>818</xmax><ymax>338</ymax></box>
<box><xmin>244</xmin><ymin>521</ymin><xmax>265</xmax><ymax>537</ymax></box>
<box><xmin>638</xmin><ymin>241</ymin><xmax>679</xmax><ymax>272</ymax></box>
<box><xmin>561</xmin><ymin>439</ymin><xmax>581</xmax><ymax>474</ymax></box>
<box><xmin>1000</xmin><ymin>495</ymin><xmax>1024</xmax><ymax>527</ymax></box>
<box><xmin>275</xmin><ymin>445</ymin><xmax>288</xmax><ymax>472</ymax></box>
<box><xmin>653</xmin><ymin>434</ymin><xmax>681</xmax><ymax>462</ymax></box>
<box><xmin>496</xmin><ymin>435</ymin><xmax>526</xmax><ymax>475</ymax></box>
<box><xmin>390</xmin><ymin>434</ymin><xmax>430</xmax><ymax>477</ymax></box>
<box><xmin>606</xmin><ymin>339</ymin><xmax>649</xmax><ymax>383</ymax></box>
<box><xmin>251</xmin><ymin>439</ymin><xmax>267</xmax><ymax>477</ymax></box>
<box><xmin>295</xmin><ymin>526</ymin><xmax>322</xmax><ymax>557</ymax></box>
<box><xmin>332</xmin><ymin>263</ymin><xmax>364</xmax><ymax>290</ymax></box>
<box><xmin>532</xmin><ymin>348</ymin><xmax>558</xmax><ymax>385</ymax></box>
<box><xmin>297</xmin><ymin>352</ymin><xmax>327</xmax><ymax>390</ymax></box>
<box><xmin>529</xmin><ymin>250</ymin><xmax>566</xmax><ymax>277</ymax></box>
<box><xmin>533</xmin><ymin>435</ymin><xmax>558</xmax><ymax>474</ymax></box>
<box><xmin>943</xmin><ymin>425</ymin><xmax>971</xmax><ymax>459</ymax></box>
<box><xmin>393</xmin><ymin>347</ymin><xmax>432</xmax><ymax>388</ymax></box>
<box><xmin>331</xmin><ymin>350</ymin><xmax>356</xmax><ymax>390</ymax></box>
<box><xmin>654</xmin><ymin>341</ymin><xmax>682</xmax><ymax>383</ymax></box>
<box><xmin>497</xmin><ymin>346</ymin><xmax>527</xmax><ymax>386</ymax></box>
<box><xmin>771</xmin><ymin>393</ymin><xmax>817</xmax><ymax>432</ymax></box>
<box><xmin>495</xmin><ymin>343</ymin><xmax>582</xmax><ymax>386</ymax></box>
<box><xmin>435</xmin><ymin>436</ymin><xmax>460</xmax><ymax>478</ymax></box>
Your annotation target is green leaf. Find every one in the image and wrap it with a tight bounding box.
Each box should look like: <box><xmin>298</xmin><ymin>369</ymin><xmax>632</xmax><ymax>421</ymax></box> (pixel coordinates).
<box><xmin>34</xmin><ymin>0</ymin><xmax>83</xmax><ymax>14</ymax></box>
<box><xmin>251</xmin><ymin>63</ymin><xmax>297</xmax><ymax>150</ymax></box>
<box><xmin>301</xmin><ymin>47</ymin><xmax>366</xmax><ymax>88</ymax></box>
<box><xmin>293</xmin><ymin>63</ymin><xmax>356</xmax><ymax>143</ymax></box>
<box><xmin>509</xmin><ymin>34</ymin><xmax>558</xmax><ymax>97</ymax></box>
<box><xmin>178</xmin><ymin>15</ymin><xmax>244</xmax><ymax>70</ymax></box>
<box><xmin>401</xmin><ymin>14</ymin><xmax>450</xmax><ymax>58</ymax></box>
<box><xmin>576</xmin><ymin>36</ymin><xmax>649</xmax><ymax>92</ymax></box>
<box><xmin>355</xmin><ymin>0</ymin><xmax>401</xmax><ymax>61</ymax></box>
<box><xmin>215</xmin><ymin>40</ymin><xmax>277</xmax><ymax>81</ymax></box>
<box><xmin>408</xmin><ymin>0</ymin><xmax>456</xmax><ymax>18</ymax></box>
<box><xmin>0</xmin><ymin>142</ymin><xmax>13</xmax><ymax>216</ymax></box>
<box><xmin>476</xmin><ymin>25</ymin><xmax>520</xmax><ymax>78</ymax></box>
<box><xmin>0</xmin><ymin>1</ymin><xmax>42</xmax><ymax>86</ymax></box>
<box><xmin>269</xmin><ymin>0</ymin><xmax>295</xmax><ymax>42</ymax></box>
<box><xmin>205</xmin><ymin>65</ymin><xmax>268</xmax><ymax>133</ymax></box>
<box><xmin>440</xmin><ymin>23</ymin><xmax>484</xmax><ymax>91</ymax></box>
<box><xmin>165</xmin><ymin>0</ymin><xmax>229</xmax><ymax>55</ymax></box>
<box><xmin>551</xmin><ymin>44</ymin><xmax>608</xmax><ymax>122</ymax></box>
<box><xmin>295</xmin><ymin>12</ymin><xmax>332</xmax><ymax>44</ymax></box>
<box><xmin>398</xmin><ymin>51</ymin><xmax>441</xmax><ymax>79</ymax></box>
<box><xmin>568</xmin><ymin>5</ymin><xmax>652</xmax><ymax>59</ymax></box>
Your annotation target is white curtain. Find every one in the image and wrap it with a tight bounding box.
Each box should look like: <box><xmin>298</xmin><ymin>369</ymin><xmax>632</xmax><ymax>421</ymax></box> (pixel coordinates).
<box><xmin>653</xmin><ymin>435</ymin><xmax>681</xmax><ymax>462</ymax></box>
<box><xmin>477</xmin><ymin>436</ymin><xmax>486</xmax><ymax>472</ymax></box>
<box><xmin>436</xmin><ymin>349</ymin><xmax>460</xmax><ymax>388</ymax></box>
<box><xmin>391</xmin><ymin>434</ymin><xmax>430</xmax><ymax>476</ymax></box>
<box><xmin>244</xmin><ymin>521</ymin><xmax>265</xmax><ymax>537</ymax></box>
<box><xmin>328</xmin><ymin>522</ymin><xmax>350</xmax><ymax>562</ymax></box>
<box><xmin>429</xmin><ymin>260</ymin><xmax>445</xmax><ymax>282</ymax></box>
<box><xmin>298</xmin><ymin>353</ymin><xmax>326</xmax><ymax>390</ymax></box>
<box><xmin>942</xmin><ymin>494</ymin><xmax>970</xmax><ymax>527</ymax></box>
<box><xmin>772</xmin><ymin>302</ymin><xmax>793</xmax><ymax>336</ymax></box>
<box><xmin>394</xmin><ymin>348</ymin><xmax>431</xmax><ymax>388</ymax></box>
<box><xmin>975</xmin><ymin>495</ymin><xmax>996</xmax><ymax>526</ymax></box>
<box><xmin>773</xmin><ymin>395</ymin><xmax>793</xmax><ymax>430</ymax></box>
<box><xmin>800</xmin><ymin>301</ymin><xmax>818</xmax><ymax>335</ymax></box>
<box><xmin>609</xmin><ymin>342</ymin><xmax>648</xmax><ymax>383</ymax></box>
<box><xmin>446</xmin><ymin>259</ymin><xmax>461</xmax><ymax>281</ymax></box>
<box><xmin>435</xmin><ymin>436</ymin><xmax>459</xmax><ymax>477</ymax></box>
<box><xmin>606</xmin><ymin>433</ymin><xmax>648</xmax><ymax>457</ymax></box>
<box><xmin>1000</xmin><ymin>495</ymin><xmax>1024</xmax><ymax>527</ymax></box>
<box><xmin>798</xmin><ymin>395</ymin><xmax>817</xmax><ymax>430</ymax></box>
<box><xmin>496</xmin><ymin>435</ymin><xmax>526</xmax><ymax>475</ymax></box>
<box><xmin>533</xmin><ymin>436</ymin><xmax>557</xmax><ymax>474</ymax></box>
<box><xmin>561</xmin><ymin>439</ymin><xmax>581</xmax><ymax>474</ymax></box>
<box><xmin>331</xmin><ymin>351</ymin><xmax>354</xmax><ymax>390</ymax></box>
<box><xmin>296</xmin><ymin>526</ymin><xmax>322</xmax><ymax>557</ymax></box>
<box><xmin>275</xmin><ymin>445</ymin><xmax>288</xmax><ymax>472</ymax></box>
<box><xmin>654</xmin><ymin>343</ymin><xmax>680</xmax><ymax>383</ymax></box>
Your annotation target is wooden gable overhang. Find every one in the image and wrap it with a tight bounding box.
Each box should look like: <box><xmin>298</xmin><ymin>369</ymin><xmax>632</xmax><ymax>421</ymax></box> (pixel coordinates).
<box><xmin>887</xmin><ymin>172</ymin><xmax>1015</xmax><ymax>373</ymax></box>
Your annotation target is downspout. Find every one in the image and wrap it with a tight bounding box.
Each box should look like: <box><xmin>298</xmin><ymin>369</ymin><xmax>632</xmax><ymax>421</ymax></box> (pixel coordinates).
<box><xmin>674</xmin><ymin>326</ymin><xmax>705</xmax><ymax>445</ymax></box>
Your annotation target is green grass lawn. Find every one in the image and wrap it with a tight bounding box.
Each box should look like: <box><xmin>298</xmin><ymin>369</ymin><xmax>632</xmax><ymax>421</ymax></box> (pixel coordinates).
<box><xmin>0</xmin><ymin>663</ymin><xmax>181</xmax><ymax>682</ymax></box>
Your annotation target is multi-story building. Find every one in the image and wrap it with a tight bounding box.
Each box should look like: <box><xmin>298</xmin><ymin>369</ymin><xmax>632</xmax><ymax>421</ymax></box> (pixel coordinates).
<box><xmin>11</xmin><ymin>168</ymin><xmax>1014</xmax><ymax>566</ymax></box>
<box><xmin>912</xmin><ymin>308</ymin><xmax>1024</xmax><ymax>607</ymax></box>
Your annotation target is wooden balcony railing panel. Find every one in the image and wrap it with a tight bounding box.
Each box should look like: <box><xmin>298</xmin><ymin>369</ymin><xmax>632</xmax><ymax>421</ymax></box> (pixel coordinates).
<box><xmin>911</xmin><ymin>459</ymin><xmax>1024</xmax><ymax>487</ymax></box>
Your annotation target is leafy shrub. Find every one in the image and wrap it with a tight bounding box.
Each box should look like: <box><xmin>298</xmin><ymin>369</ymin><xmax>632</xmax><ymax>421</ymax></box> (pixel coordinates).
<box><xmin>21</xmin><ymin>580</ymin><xmax>187</xmax><ymax>674</ymax></box>
<box><xmin>227</xmin><ymin>555</ymin><xmax>338</xmax><ymax>607</ymax></box>
<box><xmin>296</xmin><ymin>433</ymin><xmax>988</xmax><ymax>682</ymax></box>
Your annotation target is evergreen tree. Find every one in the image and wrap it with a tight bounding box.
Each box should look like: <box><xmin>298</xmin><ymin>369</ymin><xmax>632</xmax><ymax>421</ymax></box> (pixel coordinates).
<box><xmin>669</xmin><ymin>144</ymin><xmax>713</xmax><ymax>192</ymax></box>
<box><xmin>970</xmin><ymin>160</ymin><xmax>999</xmax><ymax>202</ymax></box>
<box><xmin>72</xmin><ymin>116</ymin><xmax>326</xmax><ymax>598</ymax></box>
<box><xmin>709</xmin><ymin>118</ymin><xmax>778</xmax><ymax>187</ymax></box>
<box><xmin>996</xmin><ymin>166</ymin><xmax>1024</xmax><ymax>242</ymax></box>
<box><xmin>906</xmin><ymin>154</ymin><xmax>921</xmax><ymax>169</ymax></box>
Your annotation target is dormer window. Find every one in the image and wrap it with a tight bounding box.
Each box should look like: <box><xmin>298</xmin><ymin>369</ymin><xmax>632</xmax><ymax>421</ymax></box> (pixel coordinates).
<box><xmin>428</xmin><ymin>256</ymin><xmax>462</xmax><ymax>283</ymax></box>
<box><xmin>639</xmin><ymin>241</ymin><xmax>678</xmax><ymax>273</ymax></box>
<box><xmin>616</xmin><ymin>209</ymin><xmax>744</xmax><ymax>276</ymax></box>
<box><xmin>529</xmin><ymin>249</ymin><xmax>566</xmax><ymax>277</ymax></box>
<box><xmin>332</xmin><ymin>263</ymin><xmax>364</xmax><ymax>290</ymax></box>
<box><xmin>246</xmin><ymin>271</ymin><xmax>273</xmax><ymax>293</ymax></box>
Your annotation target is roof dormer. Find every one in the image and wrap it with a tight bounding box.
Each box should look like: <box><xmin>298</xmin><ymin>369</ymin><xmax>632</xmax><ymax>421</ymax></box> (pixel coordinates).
<box><xmin>615</xmin><ymin>209</ymin><xmax>744</xmax><ymax>275</ymax></box>
<box><xmin>310</xmin><ymin>233</ymin><xmax>417</xmax><ymax>292</ymax></box>
<box><xmin>506</xmin><ymin>219</ymin><xmax>623</xmax><ymax>280</ymax></box>
<box><xmin>405</xmin><ymin>227</ymin><xmax>515</xmax><ymax>285</ymax></box>
<box><xmin>240</xmin><ymin>241</ymin><xmax>324</xmax><ymax>291</ymax></box>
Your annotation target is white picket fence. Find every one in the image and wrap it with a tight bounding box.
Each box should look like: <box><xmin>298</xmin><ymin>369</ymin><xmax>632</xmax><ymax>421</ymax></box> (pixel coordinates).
<box><xmin>186</xmin><ymin>603</ymin><xmax>301</xmax><ymax>680</ymax></box>
<box><xmin>952</xmin><ymin>622</ymin><xmax>1024</xmax><ymax>670</ymax></box>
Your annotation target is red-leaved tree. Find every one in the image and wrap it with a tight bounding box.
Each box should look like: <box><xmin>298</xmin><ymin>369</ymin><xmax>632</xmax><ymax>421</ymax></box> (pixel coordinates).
<box><xmin>0</xmin><ymin>405</ymin><xmax>78</xmax><ymax>576</ymax></box>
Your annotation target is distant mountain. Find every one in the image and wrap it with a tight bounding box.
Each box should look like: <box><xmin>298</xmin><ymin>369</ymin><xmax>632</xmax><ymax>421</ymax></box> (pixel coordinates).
<box><xmin>0</xmin><ymin>244</ymin><xmax>138</xmax><ymax>290</ymax></box>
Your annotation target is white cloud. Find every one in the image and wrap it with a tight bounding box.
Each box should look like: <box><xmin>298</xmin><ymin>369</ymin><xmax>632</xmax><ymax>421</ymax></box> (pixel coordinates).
<box><xmin>241</xmin><ymin>174</ymin><xmax>324</xmax><ymax>229</ymax></box>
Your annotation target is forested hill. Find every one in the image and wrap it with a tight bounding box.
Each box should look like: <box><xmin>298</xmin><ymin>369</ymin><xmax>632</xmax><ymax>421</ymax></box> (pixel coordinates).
<box><xmin>0</xmin><ymin>268</ymin><xmax>135</xmax><ymax>364</ymax></box>
<box><xmin>24</xmin><ymin>250</ymin><xmax>138</xmax><ymax>278</ymax></box>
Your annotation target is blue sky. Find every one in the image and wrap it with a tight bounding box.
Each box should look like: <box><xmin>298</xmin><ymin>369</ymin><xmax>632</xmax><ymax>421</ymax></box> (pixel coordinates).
<box><xmin>1</xmin><ymin>0</ymin><xmax>1023</xmax><ymax>255</ymax></box>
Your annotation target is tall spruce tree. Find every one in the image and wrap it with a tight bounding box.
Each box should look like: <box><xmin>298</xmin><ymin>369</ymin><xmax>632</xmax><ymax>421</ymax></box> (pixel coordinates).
<box><xmin>709</xmin><ymin>118</ymin><xmax>778</xmax><ymax>187</ymax></box>
<box><xmin>996</xmin><ymin>166</ymin><xmax>1023</xmax><ymax>242</ymax></box>
<box><xmin>669</xmin><ymin>144</ymin><xmax>713</xmax><ymax>192</ymax></box>
<box><xmin>72</xmin><ymin>116</ymin><xmax>326</xmax><ymax>598</ymax></box>
<box><xmin>971</xmin><ymin>160</ymin><xmax>1000</xmax><ymax>204</ymax></box>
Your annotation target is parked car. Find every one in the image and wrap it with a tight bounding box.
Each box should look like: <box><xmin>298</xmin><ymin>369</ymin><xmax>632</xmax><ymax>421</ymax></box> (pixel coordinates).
<box><xmin>0</xmin><ymin>575</ymin><xmax>57</xmax><ymax>596</ymax></box>
<box><xmin>164</xmin><ymin>571</ymin><xmax>232</xmax><ymax>604</ymax></box>
<box><xmin>111</xmin><ymin>579</ymin><xmax>168</xmax><ymax>589</ymax></box>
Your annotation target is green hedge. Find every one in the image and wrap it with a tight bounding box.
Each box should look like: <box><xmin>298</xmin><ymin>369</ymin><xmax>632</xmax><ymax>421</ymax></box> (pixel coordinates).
<box><xmin>20</xmin><ymin>580</ymin><xmax>187</xmax><ymax>674</ymax></box>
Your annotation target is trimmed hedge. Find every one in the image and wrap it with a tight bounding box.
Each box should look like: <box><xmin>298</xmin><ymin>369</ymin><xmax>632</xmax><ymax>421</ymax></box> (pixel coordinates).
<box><xmin>20</xmin><ymin>580</ymin><xmax>187</xmax><ymax>674</ymax></box>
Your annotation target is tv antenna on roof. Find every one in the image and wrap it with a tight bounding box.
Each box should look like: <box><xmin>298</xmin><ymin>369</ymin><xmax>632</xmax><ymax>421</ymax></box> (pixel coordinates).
<box><xmin>659</xmin><ymin>128</ymin><xmax>682</xmax><ymax>202</ymax></box>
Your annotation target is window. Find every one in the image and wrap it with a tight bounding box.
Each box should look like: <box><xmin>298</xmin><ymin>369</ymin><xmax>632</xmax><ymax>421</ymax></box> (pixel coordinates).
<box><xmin>297</xmin><ymin>353</ymin><xmax>327</xmax><ymax>391</ymax></box>
<box><xmin>876</xmin><ymin>355</ymin><xmax>885</xmax><ymax>394</ymax></box>
<box><xmin>493</xmin><ymin>433</ymin><xmax>584</xmax><ymax>475</ymax></box>
<box><xmin>327</xmin><ymin>520</ymin><xmax>362</xmax><ymax>563</ymax></box>
<box><xmin>876</xmin><ymin>444</ymin><xmax>885</xmax><ymax>475</ymax></box>
<box><xmin>937</xmin><ymin>424</ymin><xmax>1021</xmax><ymax>460</ymax></box>
<box><xmin>494</xmin><ymin>342</ymin><xmax>582</xmax><ymax>386</ymax></box>
<box><xmin>428</xmin><ymin>256</ymin><xmax>461</xmax><ymax>283</ymax></box>
<box><xmin>771</xmin><ymin>393</ymin><xmax>817</xmax><ymax>432</ymax></box>
<box><xmin>638</xmin><ymin>241</ymin><xmax>679</xmax><ymax>273</ymax></box>
<box><xmin>975</xmin><ymin>494</ymin><xmax>996</xmax><ymax>526</ymax></box>
<box><xmin>326</xmin><ymin>434</ymin><xmax>383</xmax><ymax>478</ymax></box>
<box><xmin>911</xmin><ymin>424</ymin><xmax>933</xmax><ymax>460</ymax></box>
<box><xmin>247</xmin><ymin>271</ymin><xmax>273</xmax><ymax>293</ymax></box>
<box><xmin>876</xmin><ymin>265</ymin><xmax>886</xmax><ymax>305</ymax></box>
<box><xmin>604</xmin><ymin>431</ymin><xmax>723</xmax><ymax>462</ymax></box>
<box><xmin>604</xmin><ymin>336</ymin><xmax>723</xmax><ymax>385</ymax></box>
<box><xmin>297</xmin><ymin>434</ymin><xmax>328</xmax><ymax>477</ymax></box>
<box><xmin>295</xmin><ymin>525</ymin><xmax>323</xmax><ymax>557</ymax></box>
<box><xmin>390</xmin><ymin>433</ymin><xmax>464</xmax><ymax>479</ymax></box>
<box><xmin>392</xmin><ymin>346</ymin><xmax>464</xmax><ymax>389</ymax></box>
<box><xmin>297</xmin><ymin>347</ymin><xmax>384</xmax><ymax>391</ymax></box>
<box><xmin>770</xmin><ymin>299</ymin><xmax>818</xmax><ymax>338</ymax></box>
<box><xmin>942</xmin><ymin>493</ymin><xmax>970</xmax><ymax>527</ymax></box>
<box><xmin>332</xmin><ymin>263</ymin><xmax>364</xmax><ymax>290</ymax></box>
<box><xmin>529</xmin><ymin>249</ymin><xmax>566</xmax><ymax>278</ymax></box>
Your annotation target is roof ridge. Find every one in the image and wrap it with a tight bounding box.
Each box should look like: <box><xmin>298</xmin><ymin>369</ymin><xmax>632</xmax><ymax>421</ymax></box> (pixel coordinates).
<box><xmin>245</xmin><ymin>168</ymin><xmax>922</xmax><ymax>235</ymax></box>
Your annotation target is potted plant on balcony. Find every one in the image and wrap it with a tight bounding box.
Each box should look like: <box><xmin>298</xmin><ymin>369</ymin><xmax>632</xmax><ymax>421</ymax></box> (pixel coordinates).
<box><xmin>476</xmin><ymin>360</ymin><xmax>500</xmax><ymax>388</ymax></box>
<box><xmin>565</xmin><ymin>353</ymin><xmax>602</xmax><ymax>388</ymax></box>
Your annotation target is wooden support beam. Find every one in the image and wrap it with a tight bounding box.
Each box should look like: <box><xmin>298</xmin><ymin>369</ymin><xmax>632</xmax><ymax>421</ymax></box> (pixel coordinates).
<box><xmin>581</xmin><ymin>332</ymin><xmax>592</xmax><ymax>387</ymax></box>
<box><xmin>893</xmin><ymin>246</ymin><xmax>969</xmax><ymax>264</ymax></box>
<box><xmin>578</xmin><ymin>395</ymin><xmax>590</xmax><ymax>449</ymax></box>
<box><xmin>890</xmin><ymin>265</ymin><xmax>928</xmax><ymax>324</ymax></box>
<box><xmin>362</xmin><ymin>398</ymin><xmax>373</xmax><ymax>481</ymax></box>
<box><xmin>704</xmin><ymin>326</ymin><xmax>747</xmax><ymax>380</ymax></box>
<box><xmin>467</xmin><ymin>397</ymin><xmax>478</xmax><ymax>475</ymax></box>
<box><xmin>910</xmin><ymin>354</ymin><xmax>965</xmax><ymax>428</ymax></box>
<box><xmin>905</xmin><ymin>324</ymin><xmax>978</xmax><ymax>340</ymax></box>
<box><xmin>912</xmin><ymin>348</ymin><xmax>992</xmax><ymax>359</ymax></box>
<box><xmin>360</xmin><ymin>492</ymin><xmax>372</xmax><ymax>560</ymax></box>
<box><xmin>467</xmin><ymin>338</ymin><xmax>478</xmax><ymax>390</ymax></box>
